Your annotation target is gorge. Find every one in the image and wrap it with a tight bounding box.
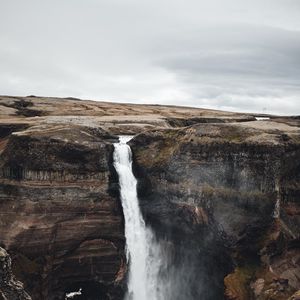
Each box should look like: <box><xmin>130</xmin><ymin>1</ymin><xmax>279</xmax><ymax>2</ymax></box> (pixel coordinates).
<box><xmin>0</xmin><ymin>95</ymin><xmax>299</xmax><ymax>300</ymax></box>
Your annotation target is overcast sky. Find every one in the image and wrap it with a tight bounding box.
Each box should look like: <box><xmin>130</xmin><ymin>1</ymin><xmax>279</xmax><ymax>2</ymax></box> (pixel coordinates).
<box><xmin>1</xmin><ymin>0</ymin><xmax>300</xmax><ymax>115</ymax></box>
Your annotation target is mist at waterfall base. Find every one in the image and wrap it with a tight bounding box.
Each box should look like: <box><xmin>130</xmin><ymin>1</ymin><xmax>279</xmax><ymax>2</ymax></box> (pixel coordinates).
<box><xmin>113</xmin><ymin>136</ymin><xmax>202</xmax><ymax>300</ymax></box>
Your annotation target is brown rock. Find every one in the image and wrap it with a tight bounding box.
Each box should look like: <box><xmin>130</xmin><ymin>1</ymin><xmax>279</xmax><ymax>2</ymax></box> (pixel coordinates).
<box><xmin>131</xmin><ymin>122</ymin><xmax>300</xmax><ymax>299</ymax></box>
<box><xmin>0</xmin><ymin>247</ymin><xmax>31</xmax><ymax>300</ymax></box>
<box><xmin>0</xmin><ymin>124</ymin><xmax>125</xmax><ymax>299</ymax></box>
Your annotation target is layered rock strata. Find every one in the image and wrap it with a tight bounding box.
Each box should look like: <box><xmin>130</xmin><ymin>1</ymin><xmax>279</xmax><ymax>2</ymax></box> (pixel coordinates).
<box><xmin>131</xmin><ymin>122</ymin><xmax>300</xmax><ymax>300</ymax></box>
<box><xmin>0</xmin><ymin>124</ymin><xmax>125</xmax><ymax>299</ymax></box>
<box><xmin>0</xmin><ymin>95</ymin><xmax>299</xmax><ymax>300</ymax></box>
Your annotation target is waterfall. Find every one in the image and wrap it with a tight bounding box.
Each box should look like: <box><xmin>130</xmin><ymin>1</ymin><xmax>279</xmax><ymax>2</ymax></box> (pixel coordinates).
<box><xmin>113</xmin><ymin>136</ymin><xmax>164</xmax><ymax>300</ymax></box>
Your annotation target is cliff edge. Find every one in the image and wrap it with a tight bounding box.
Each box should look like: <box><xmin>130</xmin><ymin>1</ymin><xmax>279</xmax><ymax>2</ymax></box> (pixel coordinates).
<box><xmin>0</xmin><ymin>95</ymin><xmax>299</xmax><ymax>299</ymax></box>
<box><xmin>131</xmin><ymin>121</ymin><xmax>300</xmax><ymax>299</ymax></box>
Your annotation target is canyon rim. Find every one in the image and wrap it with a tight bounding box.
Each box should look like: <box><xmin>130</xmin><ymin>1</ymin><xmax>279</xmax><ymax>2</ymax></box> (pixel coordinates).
<box><xmin>0</xmin><ymin>95</ymin><xmax>299</xmax><ymax>300</ymax></box>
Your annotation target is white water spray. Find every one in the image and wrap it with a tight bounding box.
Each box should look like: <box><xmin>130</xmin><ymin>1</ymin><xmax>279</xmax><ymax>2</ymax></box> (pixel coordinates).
<box><xmin>113</xmin><ymin>136</ymin><xmax>164</xmax><ymax>300</ymax></box>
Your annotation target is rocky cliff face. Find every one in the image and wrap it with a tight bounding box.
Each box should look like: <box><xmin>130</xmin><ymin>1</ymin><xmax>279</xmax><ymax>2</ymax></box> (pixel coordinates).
<box><xmin>0</xmin><ymin>247</ymin><xmax>31</xmax><ymax>300</ymax></box>
<box><xmin>0</xmin><ymin>123</ymin><xmax>125</xmax><ymax>299</ymax></box>
<box><xmin>0</xmin><ymin>96</ymin><xmax>299</xmax><ymax>300</ymax></box>
<box><xmin>131</xmin><ymin>122</ymin><xmax>300</xmax><ymax>300</ymax></box>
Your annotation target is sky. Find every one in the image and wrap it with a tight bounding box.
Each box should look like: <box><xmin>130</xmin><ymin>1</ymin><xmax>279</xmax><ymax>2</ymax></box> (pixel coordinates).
<box><xmin>1</xmin><ymin>0</ymin><xmax>300</xmax><ymax>115</ymax></box>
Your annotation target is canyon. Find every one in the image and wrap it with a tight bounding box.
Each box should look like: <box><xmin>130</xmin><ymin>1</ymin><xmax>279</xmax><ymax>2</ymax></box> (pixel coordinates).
<box><xmin>0</xmin><ymin>95</ymin><xmax>299</xmax><ymax>300</ymax></box>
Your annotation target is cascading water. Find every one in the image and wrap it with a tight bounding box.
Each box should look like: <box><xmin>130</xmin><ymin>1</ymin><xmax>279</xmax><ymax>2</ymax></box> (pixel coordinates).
<box><xmin>113</xmin><ymin>136</ymin><xmax>164</xmax><ymax>300</ymax></box>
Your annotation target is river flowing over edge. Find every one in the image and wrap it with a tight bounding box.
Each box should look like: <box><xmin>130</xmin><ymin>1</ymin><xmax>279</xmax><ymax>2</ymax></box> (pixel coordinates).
<box><xmin>113</xmin><ymin>136</ymin><xmax>168</xmax><ymax>300</ymax></box>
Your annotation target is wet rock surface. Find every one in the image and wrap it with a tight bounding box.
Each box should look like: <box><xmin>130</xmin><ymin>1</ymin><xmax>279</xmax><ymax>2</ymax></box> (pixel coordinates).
<box><xmin>131</xmin><ymin>123</ymin><xmax>300</xmax><ymax>300</ymax></box>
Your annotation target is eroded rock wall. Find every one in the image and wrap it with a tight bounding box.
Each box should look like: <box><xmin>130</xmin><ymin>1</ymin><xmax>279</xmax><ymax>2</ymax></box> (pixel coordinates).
<box><xmin>131</xmin><ymin>123</ymin><xmax>300</xmax><ymax>300</ymax></box>
<box><xmin>0</xmin><ymin>95</ymin><xmax>299</xmax><ymax>300</ymax></box>
<box><xmin>0</xmin><ymin>125</ymin><xmax>125</xmax><ymax>300</ymax></box>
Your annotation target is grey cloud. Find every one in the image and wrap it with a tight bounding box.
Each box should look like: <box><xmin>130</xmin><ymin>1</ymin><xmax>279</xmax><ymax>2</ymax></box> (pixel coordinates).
<box><xmin>158</xmin><ymin>26</ymin><xmax>300</xmax><ymax>78</ymax></box>
<box><xmin>0</xmin><ymin>0</ymin><xmax>299</xmax><ymax>114</ymax></box>
<box><xmin>152</xmin><ymin>24</ymin><xmax>300</xmax><ymax>114</ymax></box>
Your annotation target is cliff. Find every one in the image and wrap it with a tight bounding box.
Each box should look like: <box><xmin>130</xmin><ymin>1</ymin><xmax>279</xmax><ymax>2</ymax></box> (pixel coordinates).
<box><xmin>131</xmin><ymin>121</ymin><xmax>300</xmax><ymax>300</ymax></box>
<box><xmin>0</xmin><ymin>95</ymin><xmax>299</xmax><ymax>299</ymax></box>
<box><xmin>0</xmin><ymin>122</ymin><xmax>125</xmax><ymax>299</ymax></box>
